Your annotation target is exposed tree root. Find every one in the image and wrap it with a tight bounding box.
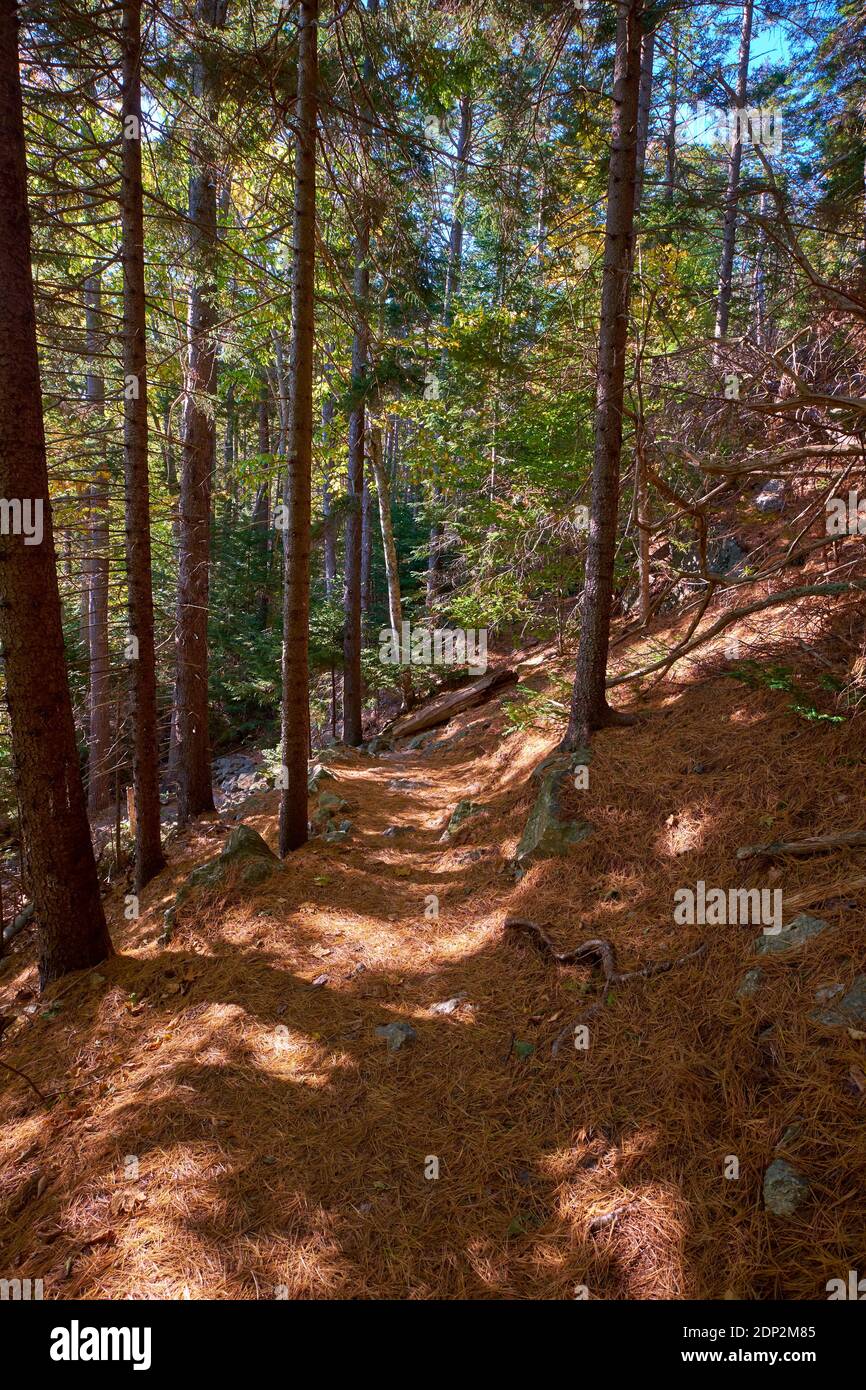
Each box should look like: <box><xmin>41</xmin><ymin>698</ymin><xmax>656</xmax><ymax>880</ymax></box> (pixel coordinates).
<box><xmin>0</xmin><ymin>1057</ymin><xmax>47</xmax><ymax>1102</ymax></box>
<box><xmin>504</xmin><ymin>916</ymin><xmax>708</xmax><ymax>1055</ymax></box>
<box><xmin>505</xmin><ymin>916</ymin><xmax>707</xmax><ymax>982</ymax></box>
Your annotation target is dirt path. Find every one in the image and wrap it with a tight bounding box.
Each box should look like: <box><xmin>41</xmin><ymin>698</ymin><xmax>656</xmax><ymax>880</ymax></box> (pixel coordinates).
<box><xmin>2</xmin><ymin>645</ymin><xmax>866</xmax><ymax>1300</ymax></box>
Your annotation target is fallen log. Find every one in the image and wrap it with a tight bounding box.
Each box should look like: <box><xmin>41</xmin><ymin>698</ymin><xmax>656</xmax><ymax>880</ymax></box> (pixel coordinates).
<box><xmin>385</xmin><ymin>667</ymin><xmax>517</xmax><ymax>740</ymax></box>
<box><xmin>736</xmin><ymin>829</ymin><xmax>866</xmax><ymax>861</ymax></box>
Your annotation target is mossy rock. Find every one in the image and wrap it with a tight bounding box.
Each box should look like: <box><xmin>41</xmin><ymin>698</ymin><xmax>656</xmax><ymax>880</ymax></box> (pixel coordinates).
<box><xmin>323</xmin><ymin>819</ymin><xmax>353</xmax><ymax>844</ymax></box>
<box><xmin>311</xmin><ymin>789</ymin><xmax>350</xmax><ymax>828</ymax></box>
<box><xmin>308</xmin><ymin>763</ymin><xmax>337</xmax><ymax>794</ymax></box>
<box><xmin>164</xmin><ymin>825</ymin><xmax>281</xmax><ymax>932</ymax></box>
<box><xmin>439</xmin><ymin>799</ymin><xmax>482</xmax><ymax>841</ymax></box>
<box><xmin>366</xmin><ymin>736</ymin><xmax>394</xmax><ymax>756</ymax></box>
<box><xmin>406</xmin><ymin>730</ymin><xmax>438</xmax><ymax>751</ymax></box>
<box><xmin>735</xmin><ymin>966</ymin><xmax>765</xmax><ymax>999</ymax></box>
<box><xmin>516</xmin><ymin>766</ymin><xmax>592</xmax><ymax>867</ymax></box>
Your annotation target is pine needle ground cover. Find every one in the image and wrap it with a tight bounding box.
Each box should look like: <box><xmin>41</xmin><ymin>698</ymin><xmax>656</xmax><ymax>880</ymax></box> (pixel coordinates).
<box><xmin>3</xmin><ymin>572</ymin><xmax>865</xmax><ymax>1300</ymax></box>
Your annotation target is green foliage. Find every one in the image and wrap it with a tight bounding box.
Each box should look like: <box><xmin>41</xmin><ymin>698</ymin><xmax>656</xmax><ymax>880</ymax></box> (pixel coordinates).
<box><xmin>726</xmin><ymin>661</ymin><xmax>846</xmax><ymax>725</ymax></box>
<box><xmin>502</xmin><ymin>680</ymin><xmax>570</xmax><ymax>734</ymax></box>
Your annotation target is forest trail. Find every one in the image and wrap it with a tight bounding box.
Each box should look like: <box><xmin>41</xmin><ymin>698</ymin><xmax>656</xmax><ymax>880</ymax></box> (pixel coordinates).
<box><xmin>3</xmin><ymin>615</ymin><xmax>866</xmax><ymax>1300</ymax></box>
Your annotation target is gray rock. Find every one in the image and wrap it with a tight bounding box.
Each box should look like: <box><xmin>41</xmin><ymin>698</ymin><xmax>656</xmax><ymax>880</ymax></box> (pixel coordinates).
<box><xmin>323</xmin><ymin>819</ymin><xmax>352</xmax><ymax>844</ymax></box>
<box><xmin>316</xmin><ymin>743</ymin><xmax>362</xmax><ymax>763</ymax></box>
<box><xmin>736</xmin><ymin>967</ymin><xmax>765</xmax><ymax>999</ymax></box>
<box><xmin>311</xmin><ymin>789</ymin><xmax>349</xmax><ymax>828</ymax></box>
<box><xmin>753</xmin><ymin>913</ymin><xmax>829</xmax><ymax>957</ymax></box>
<box><xmin>531</xmin><ymin>747</ymin><xmax>591</xmax><ymax>783</ymax></box>
<box><xmin>406</xmin><ymin>731</ymin><xmax>438</xmax><ymax>751</ymax></box>
<box><xmin>810</xmin><ymin>975</ymin><xmax>866</xmax><ymax>1030</ymax></box>
<box><xmin>431</xmin><ymin>994</ymin><xmax>466</xmax><ymax>1015</ymax></box>
<box><xmin>375</xmin><ymin>1021</ymin><xmax>417</xmax><ymax>1051</ymax></box>
<box><xmin>308</xmin><ymin>763</ymin><xmax>337</xmax><ymax>793</ymax></box>
<box><xmin>170</xmin><ymin>824</ymin><xmax>281</xmax><ymax>915</ymax></box>
<box><xmin>382</xmin><ymin>825</ymin><xmax>409</xmax><ymax>837</ymax></box>
<box><xmin>516</xmin><ymin>764</ymin><xmax>592</xmax><ymax>868</ymax></box>
<box><xmin>439</xmin><ymin>799</ymin><xmax>482</xmax><ymax>841</ymax></box>
<box><xmin>708</xmin><ymin>536</ymin><xmax>746</xmax><ymax>576</ymax></box>
<box><xmin>414</xmin><ymin>722</ymin><xmax>490</xmax><ymax>756</ymax></box>
<box><xmin>814</xmin><ymin>983</ymin><xmax>845</xmax><ymax>1004</ymax></box>
<box><xmin>212</xmin><ymin>753</ymin><xmax>258</xmax><ymax>786</ymax></box>
<box><xmin>763</xmin><ymin>1158</ymin><xmax>809</xmax><ymax>1216</ymax></box>
<box><xmin>754</xmin><ymin>478</ymin><xmax>786</xmax><ymax>513</ymax></box>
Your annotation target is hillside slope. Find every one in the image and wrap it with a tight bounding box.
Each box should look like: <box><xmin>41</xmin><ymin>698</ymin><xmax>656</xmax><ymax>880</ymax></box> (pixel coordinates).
<box><xmin>2</xmin><ymin>556</ymin><xmax>866</xmax><ymax>1300</ymax></box>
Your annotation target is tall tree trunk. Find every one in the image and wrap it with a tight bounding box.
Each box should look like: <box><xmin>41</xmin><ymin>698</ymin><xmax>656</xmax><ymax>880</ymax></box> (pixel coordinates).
<box><xmin>279</xmin><ymin>0</ymin><xmax>318</xmax><ymax>854</ymax></box>
<box><xmin>713</xmin><ymin>0</ymin><xmax>754</xmax><ymax>351</ymax></box>
<box><xmin>360</xmin><ymin>471</ymin><xmax>373</xmax><ymax>618</ymax></box>
<box><xmin>321</xmin><ymin>391</ymin><xmax>337</xmax><ymax>596</ymax></box>
<box><xmin>253</xmin><ymin>381</ymin><xmax>271</xmax><ymax>625</ymax></box>
<box><xmin>369</xmin><ymin>424</ymin><xmax>412</xmax><ymax>711</ymax></box>
<box><xmin>222</xmin><ymin>377</ymin><xmax>235</xmax><ymax>520</ymax></box>
<box><xmin>752</xmin><ymin>189</ymin><xmax>768</xmax><ymax>347</ymax></box>
<box><xmin>342</xmin><ymin>242</ymin><xmax>368</xmax><ymax>745</ymax></box>
<box><xmin>258</xmin><ymin>371</ymin><xmax>270</xmax><ymax>458</ymax></box>
<box><xmin>342</xmin><ymin>0</ymin><xmax>379</xmax><ymax>747</ymax></box>
<box><xmin>0</xmin><ymin>0</ymin><xmax>112</xmax><ymax>985</ymax></box>
<box><xmin>83</xmin><ymin>267</ymin><xmax>112</xmax><ymax>812</ymax></box>
<box><xmin>663</xmin><ymin>23</ymin><xmax>678</xmax><ymax>203</ymax></box>
<box><xmin>634</xmin><ymin>27</ymin><xmax>655</xmax><ymax>212</ymax></box>
<box><xmin>442</xmin><ymin>94</ymin><xmax>472</xmax><ymax>331</ymax></box>
<box><xmin>634</xmin><ymin>24</ymin><xmax>655</xmax><ymax>624</ymax></box>
<box><xmin>427</xmin><ymin>93</ymin><xmax>473</xmax><ymax>613</ymax></box>
<box><xmin>635</xmin><ymin>419</ymin><xmax>651</xmax><ymax>624</ymax></box>
<box><xmin>564</xmin><ymin>0</ymin><xmax>645</xmax><ymax>747</ymax></box>
<box><xmin>163</xmin><ymin>389</ymin><xmax>179</xmax><ymax>493</ymax></box>
<box><xmin>121</xmin><ymin>0</ymin><xmax>165</xmax><ymax>889</ymax></box>
<box><xmin>176</xmin><ymin>0</ymin><xmax>227</xmax><ymax>822</ymax></box>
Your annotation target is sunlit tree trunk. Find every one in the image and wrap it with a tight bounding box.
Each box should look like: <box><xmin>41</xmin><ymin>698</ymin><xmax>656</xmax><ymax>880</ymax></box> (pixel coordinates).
<box><xmin>663</xmin><ymin>23</ymin><xmax>678</xmax><ymax>203</ymax></box>
<box><xmin>361</xmin><ymin>472</ymin><xmax>373</xmax><ymax>618</ymax></box>
<box><xmin>342</xmin><ymin>241</ymin><xmax>369</xmax><ymax>745</ymax></box>
<box><xmin>321</xmin><ymin>391</ymin><xmax>337</xmax><ymax>596</ymax></box>
<box><xmin>634</xmin><ymin>23</ymin><xmax>655</xmax><ymax>625</ymax></box>
<box><xmin>279</xmin><ymin>0</ymin><xmax>318</xmax><ymax>853</ymax></box>
<box><xmin>427</xmin><ymin>93</ymin><xmax>472</xmax><ymax>612</ymax></box>
<box><xmin>0</xmin><ymin>0</ymin><xmax>112</xmax><ymax>985</ymax></box>
<box><xmin>253</xmin><ymin>379</ymin><xmax>271</xmax><ymax>624</ymax></box>
<box><xmin>342</xmin><ymin>0</ymin><xmax>378</xmax><ymax>744</ymax></box>
<box><xmin>564</xmin><ymin>0</ymin><xmax>645</xmax><ymax>747</ymax></box>
<box><xmin>121</xmin><ymin>0</ymin><xmax>165</xmax><ymax>889</ymax></box>
<box><xmin>634</xmin><ymin>27</ymin><xmax>655</xmax><ymax>211</ymax></box>
<box><xmin>176</xmin><ymin>0</ymin><xmax>228</xmax><ymax>822</ymax></box>
<box><xmin>713</xmin><ymin>0</ymin><xmax>754</xmax><ymax>352</ymax></box>
<box><xmin>370</xmin><ymin>423</ymin><xmax>413</xmax><ymax>711</ymax></box>
<box><xmin>83</xmin><ymin>265</ymin><xmax>112</xmax><ymax>812</ymax></box>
